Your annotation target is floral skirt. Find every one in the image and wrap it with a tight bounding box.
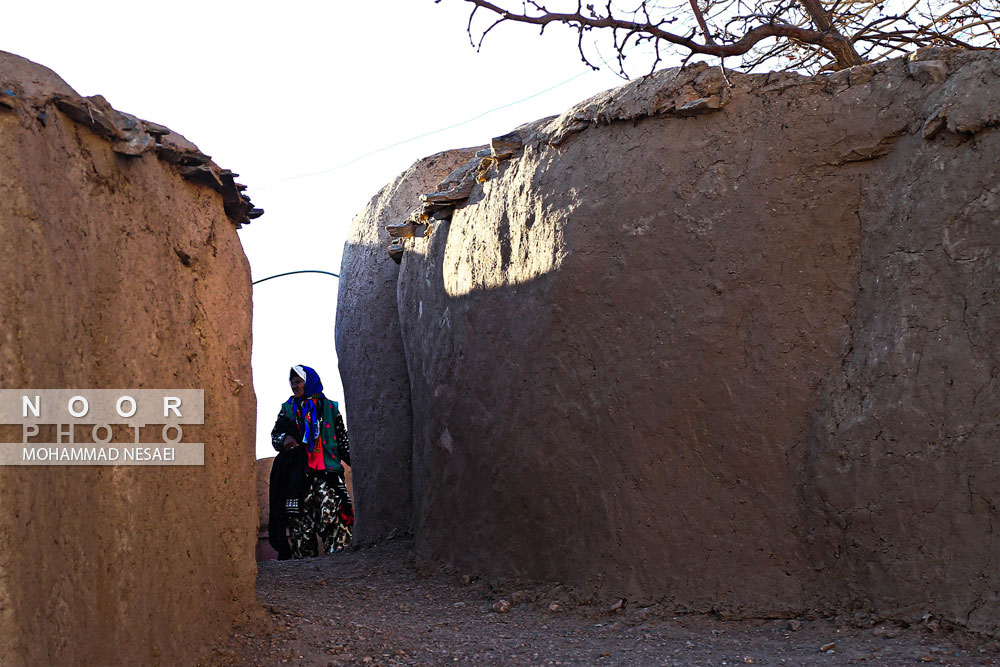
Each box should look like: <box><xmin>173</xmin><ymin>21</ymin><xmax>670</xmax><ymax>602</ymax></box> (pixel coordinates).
<box><xmin>288</xmin><ymin>471</ymin><xmax>354</xmax><ymax>558</ymax></box>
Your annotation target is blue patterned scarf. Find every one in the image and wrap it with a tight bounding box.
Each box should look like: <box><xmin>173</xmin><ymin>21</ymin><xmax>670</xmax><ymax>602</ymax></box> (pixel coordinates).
<box><xmin>290</xmin><ymin>365</ymin><xmax>324</xmax><ymax>453</ymax></box>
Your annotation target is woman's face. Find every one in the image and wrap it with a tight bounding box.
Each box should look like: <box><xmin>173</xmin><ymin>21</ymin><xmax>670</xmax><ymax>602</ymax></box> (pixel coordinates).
<box><xmin>290</xmin><ymin>375</ymin><xmax>305</xmax><ymax>398</ymax></box>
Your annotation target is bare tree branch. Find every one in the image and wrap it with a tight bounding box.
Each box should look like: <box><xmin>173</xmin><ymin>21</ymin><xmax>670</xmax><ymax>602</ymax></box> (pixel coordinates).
<box><xmin>463</xmin><ymin>0</ymin><xmax>870</xmax><ymax>67</ymax></box>
<box><xmin>455</xmin><ymin>0</ymin><xmax>1000</xmax><ymax>76</ymax></box>
<box><xmin>688</xmin><ymin>0</ymin><xmax>717</xmax><ymax>43</ymax></box>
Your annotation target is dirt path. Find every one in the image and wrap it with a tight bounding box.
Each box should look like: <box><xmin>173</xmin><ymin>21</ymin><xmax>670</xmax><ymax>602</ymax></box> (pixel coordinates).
<box><xmin>211</xmin><ymin>540</ymin><xmax>999</xmax><ymax>666</ymax></box>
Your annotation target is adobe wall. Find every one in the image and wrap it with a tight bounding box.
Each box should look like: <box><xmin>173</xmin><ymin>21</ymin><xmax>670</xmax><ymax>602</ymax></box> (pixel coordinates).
<box><xmin>339</xmin><ymin>49</ymin><xmax>1000</xmax><ymax>633</ymax></box>
<box><xmin>336</xmin><ymin>148</ymin><xmax>480</xmax><ymax>545</ymax></box>
<box><xmin>0</xmin><ymin>51</ymin><xmax>260</xmax><ymax>664</ymax></box>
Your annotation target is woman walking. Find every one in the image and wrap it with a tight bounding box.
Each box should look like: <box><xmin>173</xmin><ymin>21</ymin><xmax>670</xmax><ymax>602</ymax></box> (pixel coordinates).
<box><xmin>270</xmin><ymin>364</ymin><xmax>354</xmax><ymax>557</ymax></box>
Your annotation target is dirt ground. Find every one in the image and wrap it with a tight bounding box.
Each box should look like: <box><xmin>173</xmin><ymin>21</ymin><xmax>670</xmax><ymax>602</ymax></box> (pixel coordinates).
<box><xmin>209</xmin><ymin>539</ymin><xmax>1000</xmax><ymax>666</ymax></box>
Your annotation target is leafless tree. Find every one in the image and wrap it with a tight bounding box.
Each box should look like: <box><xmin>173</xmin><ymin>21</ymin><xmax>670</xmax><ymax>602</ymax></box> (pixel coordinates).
<box><xmin>443</xmin><ymin>0</ymin><xmax>1000</xmax><ymax>76</ymax></box>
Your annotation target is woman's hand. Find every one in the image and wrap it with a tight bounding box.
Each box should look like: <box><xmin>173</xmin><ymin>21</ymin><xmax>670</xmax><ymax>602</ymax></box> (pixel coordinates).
<box><xmin>283</xmin><ymin>435</ymin><xmax>299</xmax><ymax>451</ymax></box>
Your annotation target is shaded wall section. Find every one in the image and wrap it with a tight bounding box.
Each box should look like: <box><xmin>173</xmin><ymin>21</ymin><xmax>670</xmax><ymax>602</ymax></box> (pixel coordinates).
<box><xmin>339</xmin><ymin>49</ymin><xmax>1000</xmax><ymax>634</ymax></box>
<box><xmin>0</xmin><ymin>52</ymin><xmax>259</xmax><ymax>664</ymax></box>
<box><xmin>336</xmin><ymin>148</ymin><xmax>479</xmax><ymax>545</ymax></box>
<box><xmin>805</xmin><ymin>52</ymin><xmax>1000</xmax><ymax>628</ymax></box>
<box><xmin>397</xmin><ymin>68</ymin><xmax>864</xmax><ymax>617</ymax></box>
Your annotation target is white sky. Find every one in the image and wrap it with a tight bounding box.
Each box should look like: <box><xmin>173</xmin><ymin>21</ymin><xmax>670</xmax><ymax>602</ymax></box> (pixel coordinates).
<box><xmin>4</xmin><ymin>1</ymin><xmax>649</xmax><ymax>458</ymax></box>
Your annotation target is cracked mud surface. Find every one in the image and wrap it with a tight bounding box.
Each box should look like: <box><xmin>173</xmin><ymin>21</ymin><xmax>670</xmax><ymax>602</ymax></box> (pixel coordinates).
<box><xmin>338</xmin><ymin>49</ymin><xmax>1000</xmax><ymax>632</ymax></box>
<box><xmin>210</xmin><ymin>540</ymin><xmax>1000</xmax><ymax>666</ymax></box>
<box><xmin>0</xmin><ymin>50</ymin><xmax>258</xmax><ymax>665</ymax></box>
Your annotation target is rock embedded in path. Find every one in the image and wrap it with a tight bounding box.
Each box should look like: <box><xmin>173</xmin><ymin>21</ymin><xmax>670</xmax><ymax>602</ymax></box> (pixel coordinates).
<box><xmin>510</xmin><ymin>590</ymin><xmax>532</xmax><ymax>605</ymax></box>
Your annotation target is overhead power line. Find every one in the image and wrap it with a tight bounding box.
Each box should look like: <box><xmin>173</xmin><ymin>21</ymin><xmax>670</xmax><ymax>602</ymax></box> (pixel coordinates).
<box><xmin>252</xmin><ymin>270</ymin><xmax>340</xmax><ymax>286</ymax></box>
<box><xmin>255</xmin><ymin>70</ymin><xmax>590</xmax><ymax>193</ymax></box>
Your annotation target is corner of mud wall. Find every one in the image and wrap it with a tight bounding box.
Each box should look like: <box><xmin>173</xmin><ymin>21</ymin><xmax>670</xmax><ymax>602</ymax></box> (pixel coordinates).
<box><xmin>0</xmin><ymin>85</ymin><xmax>259</xmax><ymax>662</ymax></box>
<box><xmin>336</xmin><ymin>148</ymin><xmax>479</xmax><ymax>545</ymax></box>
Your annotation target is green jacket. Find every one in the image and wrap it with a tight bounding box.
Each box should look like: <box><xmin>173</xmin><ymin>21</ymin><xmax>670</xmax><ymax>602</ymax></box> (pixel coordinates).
<box><xmin>276</xmin><ymin>396</ymin><xmax>350</xmax><ymax>473</ymax></box>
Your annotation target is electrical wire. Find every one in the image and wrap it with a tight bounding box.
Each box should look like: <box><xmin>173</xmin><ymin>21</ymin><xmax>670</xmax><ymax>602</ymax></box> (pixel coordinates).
<box><xmin>252</xmin><ymin>269</ymin><xmax>340</xmax><ymax>286</ymax></box>
<box><xmin>254</xmin><ymin>70</ymin><xmax>591</xmax><ymax>193</ymax></box>
<box><xmin>250</xmin><ymin>71</ymin><xmax>601</xmax><ymax>287</ymax></box>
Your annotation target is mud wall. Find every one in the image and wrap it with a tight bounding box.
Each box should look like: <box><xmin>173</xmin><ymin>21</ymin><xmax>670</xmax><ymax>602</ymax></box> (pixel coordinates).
<box><xmin>336</xmin><ymin>148</ymin><xmax>479</xmax><ymax>545</ymax></box>
<box><xmin>337</xmin><ymin>49</ymin><xmax>1000</xmax><ymax>633</ymax></box>
<box><xmin>0</xmin><ymin>52</ymin><xmax>259</xmax><ymax>664</ymax></box>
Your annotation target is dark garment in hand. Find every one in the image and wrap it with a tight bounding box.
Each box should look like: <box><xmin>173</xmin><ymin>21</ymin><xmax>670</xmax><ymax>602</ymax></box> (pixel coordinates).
<box><xmin>268</xmin><ymin>413</ymin><xmax>310</xmax><ymax>560</ymax></box>
<box><xmin>268</xmin><ymin>447</ymin><xmax>309</xmax><ymax>559</ymax></box>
